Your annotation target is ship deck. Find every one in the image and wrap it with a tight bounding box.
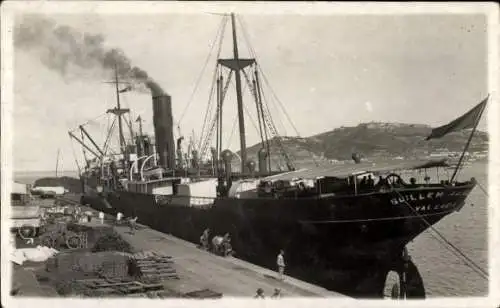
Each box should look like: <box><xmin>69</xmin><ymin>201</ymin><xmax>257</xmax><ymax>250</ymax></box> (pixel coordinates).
<box><xmin>78</xmin><ymin>212</ymin><xmax>348</xmax><ymax>298</ymax></box>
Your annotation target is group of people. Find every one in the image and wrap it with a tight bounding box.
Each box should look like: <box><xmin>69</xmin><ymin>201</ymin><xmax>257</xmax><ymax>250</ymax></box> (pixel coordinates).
<box><xmin>358</xmin><ymin>174</ymin><xmax>414</xmax><ymax>191</ymax></box>
<box><xmin>200</xmin><ymin>228</ymin><xmax>233</xmax><ymax>256</ymax></box>
<box><xmin>254</xmin><ymin>287</ymin><xmax>282</xmax><ymax>299</ymax></box>
<box><xmin>111</xmin><ymin>211</ymin><xmax>138</xmax><ymax>234</ymax></box>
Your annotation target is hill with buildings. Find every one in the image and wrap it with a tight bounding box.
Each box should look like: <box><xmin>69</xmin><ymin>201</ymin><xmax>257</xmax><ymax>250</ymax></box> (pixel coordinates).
<box><xmin>242</xmin><ymin>122</ymin><xmax>488</xmax><ymax>169</ymax></box>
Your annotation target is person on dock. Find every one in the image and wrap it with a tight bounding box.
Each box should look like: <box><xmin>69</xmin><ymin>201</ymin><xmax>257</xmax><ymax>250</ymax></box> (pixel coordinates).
<box><xmin>74</xmin><ymin>205</ymin><xmax>82</xmax><ymax>222</ymax></box>
<box><xmin>127</xmin><ymin>216</ymin><xmax>138</xmax><ymax>234</ymax></box>
<box><xmin>222</xmin><ymin>232</ymin><xmax>233</xmax><ymax>256</ymax></box>
<box><xmin>98</xmin><ymin>211</ymin><xmax>105</xmax><ymax>224</ymax></box>
<box><xmin>200</xmin><ymin>228</ymin><xmax>210</xmax><ymax>250</ymax></box>
<box><xmin>254</xmin><ymin>288</ymin><xmax>265</xmax><ymax>298</ymax></box>
<box><xmin>277</xmin><ymin>249</ymin><xmax>285</xmax><ymax>281</ymax></box>
<box><xmin>271</xmin><ymin>288</ymin><xmax>282</xmax><ymax>299</ymax></box>
<box><xmin>116</xmin><ymin>212</ymin><xmax>124</xmax><ymax>224</ymax></box>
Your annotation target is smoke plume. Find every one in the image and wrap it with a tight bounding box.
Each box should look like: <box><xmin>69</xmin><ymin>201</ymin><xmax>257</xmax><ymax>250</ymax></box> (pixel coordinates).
<box><xmin>14</xmin><ymin>14</ymin><xmax>165</xmax><ymax>96</ymax></box>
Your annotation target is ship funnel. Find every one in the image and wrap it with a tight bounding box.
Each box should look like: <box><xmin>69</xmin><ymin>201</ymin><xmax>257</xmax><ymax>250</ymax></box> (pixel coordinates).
<box><xmin>152</xmin><ymin>94</ymin><xmax>175</xmax><ymax>170</ymax></box>
<box><xmin>258</xmin><ymin>148</ymin><xmax>268</xmax><ymax>173</ymax></box>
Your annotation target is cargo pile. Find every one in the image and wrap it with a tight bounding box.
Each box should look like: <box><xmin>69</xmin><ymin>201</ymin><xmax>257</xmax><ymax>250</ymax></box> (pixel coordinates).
<box><xmin>12</xmin><ymin>201</ymin><xmax>225</xmax><ymax>299</ymax></box>
<box><xmin>129</xmin><ymin>251</ymin><xmax>180</xmax><ymax>282</ymax></box>
<box><xmin>72</xmin><ymin>277</ymin><xmax>165</xmax><ymax>297</ymax></box>
<box><xmin>91</xmin><ymin>232</ymin><xmax>133</xmax><ymax>253</ymax></box>
<box><xmin>46</xmin><ymin>251</ymin><xmax>131</xmax><ymax>277</ymax></box>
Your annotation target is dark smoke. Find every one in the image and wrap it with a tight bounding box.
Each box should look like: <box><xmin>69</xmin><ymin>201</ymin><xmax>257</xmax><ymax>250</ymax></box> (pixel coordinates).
<box><xmin>14</xmin><ymin>14</ymin><xmax>165</xmax><ymax>96</ymax></box>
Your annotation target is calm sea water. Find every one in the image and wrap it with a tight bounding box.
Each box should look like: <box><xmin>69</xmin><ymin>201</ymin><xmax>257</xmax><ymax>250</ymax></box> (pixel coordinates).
<box><xmin>407</xmin><ymin>161</ymin><xmax>489</xmax><ymax>297</ymax></box>
<box><xmin>13</xmin><ymin>162</ymin><xmax>489</xmax><ymax>297</ymax></box>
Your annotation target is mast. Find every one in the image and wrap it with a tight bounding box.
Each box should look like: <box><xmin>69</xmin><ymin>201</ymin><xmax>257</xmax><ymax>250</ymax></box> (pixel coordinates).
<box><xmin>230</xmin><ymin>13</ymin><xmax>248</xmax><ymax>173</ymax></box>
<box><xmin>114</xmin><ymin>66</ymin><xmax>126</xmax><ymax>152</ymax></box>
<box><xmin>105</xmin><ymin>66</ymin><xmax>131</xmax><ymax>176</ymax></box>
<box><xmin>450</xmin><ymin>101</ymin><xmax>487</xmax><ymax>182</ymax></box>
<box><xmin>55</xmin><ymin>148</ymin><xmax>60</xmax><ymax>177</ymax></box>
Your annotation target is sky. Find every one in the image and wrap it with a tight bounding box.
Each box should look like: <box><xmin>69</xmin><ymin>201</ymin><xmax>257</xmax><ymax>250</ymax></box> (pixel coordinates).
<box><xmin>9</xmin><ymin>11</ymin><xmax>490</xmax><ymax>172</ymax></box>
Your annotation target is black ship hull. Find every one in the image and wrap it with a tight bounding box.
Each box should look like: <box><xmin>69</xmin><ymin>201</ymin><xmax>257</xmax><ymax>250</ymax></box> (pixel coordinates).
<box><xmin>81</xmin><ymin>182</ymin><xmax>474</xmax><ymax>297</ymax></box>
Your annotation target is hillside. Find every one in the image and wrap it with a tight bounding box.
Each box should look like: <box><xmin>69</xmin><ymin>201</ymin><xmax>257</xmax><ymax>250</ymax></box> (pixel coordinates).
<box><xmin>241</xmin><ymin>122</ymin><xmax>488</xmax><ymax>168</ymax></box>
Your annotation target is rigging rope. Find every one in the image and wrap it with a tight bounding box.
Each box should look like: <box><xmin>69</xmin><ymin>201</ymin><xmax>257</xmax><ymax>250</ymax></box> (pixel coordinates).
<box><xmin>69</xmin><ymin>138</ymin><xmax>82</xmax><ymax>175</ymax></box>
<box><xmin>240</xmin><ymin>68</ymin><xmax>292</xmax><ymax>169</ymax></box>
<box><xmin>200</xmin><ymin>70</ymin><xmax>233</xmax><ymax>159</ymax></box>
<box><xmin>237</xmin><ymin>16</ymin><xmax>319</xmax><ymax>168</ymax></box>
<box><xmin>225</xmin><ymin>114</ymin><xmax>238</xmax><ymax>150</ymax></box>
<box><xmin>70</xmin><ymin>113</ymin><xmax>108</xmax><ymax>133</ymax></box>
<box><xmin>178</xmin><ymin>15</ymin><xmax>229</xmax><ymax>127</ymax></box>
<box><xmin>259</xmin><ymin>89</ymin><xmax>297</xmax><ymax>168</ymax></box>
<box><xmin>103</xmin><ymin>118</ymin><xmax>117</xmax><ymax>156</ymax></box>
<box><xmin>476</xmin><ymin>181</ymin><xmax>489</xmax><ymax>197</ymax></box>
<box><xmin>198</xmin><ymin>17</ymin><xmax>229</xmax><ymax>152</ymax></box>
<box><xmin>222</xmin><ymin>79</ymin><xmax>281</xmax><ymax>170</ymax></box>
<box><xmin>394</xmin><ymin>189</ymin><xmax>488</xmax><ymax>280</ymax></box>
<box><xmin>241</xmin><ymin>68</ymin><xmax>265</xmax><ymax>146</ymax></box>
<box><xmin>237</xmin><ymin>16</ymin><xmax>300</xmax><ymax>137</ymax></box>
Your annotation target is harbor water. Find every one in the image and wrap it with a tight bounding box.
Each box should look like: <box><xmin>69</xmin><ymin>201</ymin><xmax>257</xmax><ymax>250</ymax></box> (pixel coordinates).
<box><xmin>13</xmin><ymin>161</ymin><xmax>489</xmax><ymax>297</ymax></box>
<box><xmin>407</xmin><ymin>161</ymin><xmax>488</xmax><ymax>297</ymax></box>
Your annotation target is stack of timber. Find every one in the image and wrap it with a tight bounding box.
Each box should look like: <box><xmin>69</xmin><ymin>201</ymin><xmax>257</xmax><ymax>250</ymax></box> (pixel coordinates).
<box><xmin>73</xmin><ymin>277</ymin><xmax>164</xmax><ymax>297</ymax></box>
<box><xmin>129</xmin><ymin>251</ymin><xmax>180</xmax><ymax>282</ymax></box>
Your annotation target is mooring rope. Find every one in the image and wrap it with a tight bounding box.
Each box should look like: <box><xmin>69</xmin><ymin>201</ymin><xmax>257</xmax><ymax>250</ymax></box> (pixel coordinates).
<box><xmin>476</xmin><ymin>181</ymin><xmax>489</xmax><ymax>197</ymax></box>
<box><xmin>394</xmin><ymin>190</ymin><xmax>488</xmax><ymax>280</ymax></box>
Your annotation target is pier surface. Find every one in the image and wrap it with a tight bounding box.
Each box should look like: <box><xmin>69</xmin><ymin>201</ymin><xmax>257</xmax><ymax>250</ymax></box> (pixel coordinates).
<box><xmin>79</xmin><ymin>213</ymin><xmax>347</xmax><ymax>298</ymax></box>
<box><xmin>114</xmin><ymin>224</ymin><xmax>346</xmax><ymax>297</ymax></box>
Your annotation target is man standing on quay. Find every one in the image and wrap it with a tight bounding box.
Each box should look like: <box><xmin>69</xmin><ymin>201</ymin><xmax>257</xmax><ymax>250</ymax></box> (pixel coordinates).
<box><xmin>277</xmin><ymin>249</ymin><xmax>285</xmax><ymax>281</ymax></box>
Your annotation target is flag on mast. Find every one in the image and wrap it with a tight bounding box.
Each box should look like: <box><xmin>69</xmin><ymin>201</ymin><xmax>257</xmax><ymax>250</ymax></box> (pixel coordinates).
<box><xmin>426</xmin><ymin>95</ymin><xmax>489</xmax><ymax>140</ymax></box>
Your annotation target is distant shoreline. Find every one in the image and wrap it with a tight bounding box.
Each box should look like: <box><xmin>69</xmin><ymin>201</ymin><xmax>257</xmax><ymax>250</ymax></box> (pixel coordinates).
<box><xmin>14</xmin><ymin>170</ymin><xmax>79</xmax><ymax>174</ymax></box>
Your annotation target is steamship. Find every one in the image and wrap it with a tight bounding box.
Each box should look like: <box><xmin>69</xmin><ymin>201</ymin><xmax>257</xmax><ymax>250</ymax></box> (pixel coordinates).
<box><xmin>73</xmin><ymin>14</ymin><xmax>485</xmax><ymax>298</ymax></box>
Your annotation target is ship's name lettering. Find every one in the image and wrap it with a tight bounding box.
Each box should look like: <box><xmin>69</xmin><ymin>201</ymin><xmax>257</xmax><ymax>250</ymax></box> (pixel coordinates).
<box><xmin>390</xmin><ymin>190</ymin><xmax>468</xmax><ymax>206</ymax></box>
<box><xmin>390</xmin><ymin>192</ymin><xmax>445</xmax><ymax>205</ymax></box>
<box><xmin>413</xmin><ymin>202</ymin><xmax>456</xmax><ymax>212</ymax></box>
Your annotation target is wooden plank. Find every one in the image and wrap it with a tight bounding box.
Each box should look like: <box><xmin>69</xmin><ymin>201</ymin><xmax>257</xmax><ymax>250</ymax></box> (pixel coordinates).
<box><xmin>142</xmin><ymin>273</ymin><xmax>178</xmax><ymax>277</ymax></box>
<box><xmin>136</xmin><ymin>262</ymin><xmax>173</xmax><ymax>266</ymax></box>
<box><xmin>134</xmin><ymin>282</ymin><xmax>164</xmax><ymax>291</ymax></box>
<box><xmin>139</xmin><ymin>264</ymin><xmax>172</xmax><ymax>268</ymax></box>
<box><xmin>115</xmin><ymin>285</ymin><xmax>145</xmax><ymax>294</ymax></box>
<box><xmin>95</xmin><ymin>282</ymin><xmax>136</xmax><ymax>288</ymax></box>
<box><xmin>140</xmin><ymin>268</ymin><xmax>176</xmax><ymax>273</ymax></box>
<box><xmin>142</xmin><ymin>274</ymin><xmax>180</xmax><ymax>280</ymax></box>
